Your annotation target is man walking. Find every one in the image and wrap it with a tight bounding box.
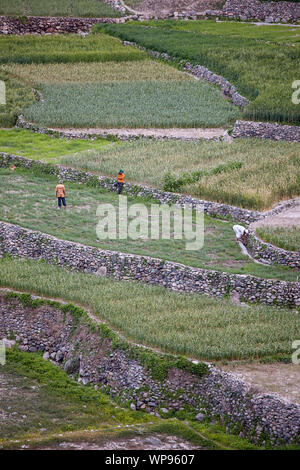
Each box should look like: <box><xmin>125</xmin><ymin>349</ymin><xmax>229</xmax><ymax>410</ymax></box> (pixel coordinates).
<box><xmin>56</xmin><ymin>180</ymin><xmax>66</xmax><ymax>208</ymax></box>
<box><xmin>117</xmin><ymin>170</ymin><xmax>125</xmax><ymax>195</ymax></box>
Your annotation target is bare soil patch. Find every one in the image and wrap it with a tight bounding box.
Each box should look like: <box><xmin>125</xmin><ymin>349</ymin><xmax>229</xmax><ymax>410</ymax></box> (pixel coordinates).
<box><xmin>220</xmin><ymin>363</ymin><xmax>300</xmax><ymax>404</ymax></box>
<box><xmin>52</xmin><ymin>126</ymin><xmax>225</xmax><ymax>140</ymax></box>
<box><xmin>41</xmin><ymin>434</ymin><xmax>202</xmax><ymax>450</ymax></box>
<box><xmin>252</xmin><ymin>199</ymin><xmax>300</xmax><ymax>231</ymax></box>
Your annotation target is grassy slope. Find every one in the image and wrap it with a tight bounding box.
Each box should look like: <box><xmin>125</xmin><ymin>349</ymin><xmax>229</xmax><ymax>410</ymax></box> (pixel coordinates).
<box><xmin>0</xmin><ymin>167</ymin><xmax>298</xmax><ymax>281</ymax></box>
<box><xmin>1</xmin><ymin>130</ymin><xmax>299</xmax><ymax>212</ymax></box>
<box><xmin>98</xmin><ymin>20</ymin><xmax>300</xmax><ymax>124</ymax></box>
<box><xmin>0</xmin><ymin>0</ymin><xmax>124</xmax><ymax>17</ymax></box>
<box><xmin>1</xmin><ymin>258</ymin><xmax>299</xmax><ymax>361</ymax></box>
<box><xmin>0</xmin><ymin>349</ymin><xmax>260</xmax><ymax>450</ymax></box>
<box><xmin>0</xmin><ymin>129</ymin><xmax>111</xmax><ymax>163</ymax></box>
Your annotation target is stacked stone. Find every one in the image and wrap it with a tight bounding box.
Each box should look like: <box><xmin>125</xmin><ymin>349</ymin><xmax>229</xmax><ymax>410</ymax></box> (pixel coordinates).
<box><xmin>1</xmin><ymin>293</ymin><xmax>299</xmax><ymax>445</ymax></box>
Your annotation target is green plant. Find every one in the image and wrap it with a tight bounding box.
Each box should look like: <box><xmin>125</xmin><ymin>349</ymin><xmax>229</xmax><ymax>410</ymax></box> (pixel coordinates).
<box><xmin>1</xmin><ymin>257</ymin><xmax>299</xmax><ymax>361</ymax></box>
<box><xmin>0</xmin><ymin>0</ymin><xmax>124</xmax><ymax>17</ymax></box>
<box><xmin>98</xmin><ymin>21</ymin><xmax>300</xmax><ymax>124</ymax></box>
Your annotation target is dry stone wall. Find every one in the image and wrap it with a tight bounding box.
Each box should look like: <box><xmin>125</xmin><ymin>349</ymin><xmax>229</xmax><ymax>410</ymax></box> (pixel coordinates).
<box><xmin>1</xmin><ymin>152</ymin><xmax>300</xmax><ymax>271</ymax></box>
<box><xmin>222</xmin><ymin>0</ymin><xmax>300</xmax><ymax>23</ymax></box>
<box><xmin>0</xmin><ymin>15</ymin><xmax>129</xmax><ymax>35</ymax></box>
<box><xmin>0</xmin><ymin>221</ymin><xmax>299</xmax><ymax>307</ymax></box>
<box><xmin>1</xmin><ymin>292</ymin><xmax>299</xmax><ymax>445</ymax></box>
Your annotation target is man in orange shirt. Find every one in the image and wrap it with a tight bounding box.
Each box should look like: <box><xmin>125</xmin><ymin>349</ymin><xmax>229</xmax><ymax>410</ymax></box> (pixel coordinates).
<box><xmin>55</xmin><ymin>181</ymin><xmax>66</xmax><ymax>208</ymax></box>
<box><xmin>117</xmin><ymin>170</ymin><xmax>125</xmax><ymax>195</ymax></box>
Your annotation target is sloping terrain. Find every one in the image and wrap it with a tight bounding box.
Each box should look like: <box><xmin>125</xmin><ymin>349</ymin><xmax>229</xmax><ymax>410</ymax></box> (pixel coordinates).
<box><xmin>125</xmin><ymin>0</ymin><xmax>224</xmax><ymax>15</ymax></box>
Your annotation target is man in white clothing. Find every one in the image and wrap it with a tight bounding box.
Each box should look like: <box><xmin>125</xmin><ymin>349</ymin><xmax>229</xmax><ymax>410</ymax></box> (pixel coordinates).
<box><xmin>233</xmin><ymin>224</ymin><xmax>249</xmax><ymax>246</ymax></box>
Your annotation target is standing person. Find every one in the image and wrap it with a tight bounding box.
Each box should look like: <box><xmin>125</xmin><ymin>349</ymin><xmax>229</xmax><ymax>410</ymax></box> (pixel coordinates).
<box><xmin>117</xmin><ymin>170</ymin><xmax>125</xmax><ymax>195</ymax></box>
<box><xmin>56</xmin><ymin>180</ymin><xmax>67</xmax><ymax>209</ymax></box>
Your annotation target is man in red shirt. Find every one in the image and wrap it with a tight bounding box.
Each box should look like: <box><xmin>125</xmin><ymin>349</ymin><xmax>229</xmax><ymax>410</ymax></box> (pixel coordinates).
<box><xmin>55</xmin><ymin>181</ymin><xmax>66</xmax><ymax>208</ymax></box>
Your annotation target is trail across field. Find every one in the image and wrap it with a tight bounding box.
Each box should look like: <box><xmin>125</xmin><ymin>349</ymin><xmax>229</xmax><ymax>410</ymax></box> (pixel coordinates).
<box><xmin>51</xmin><ymin>126</ymin><xmax>226</xmax><ymax>140</ymax></box>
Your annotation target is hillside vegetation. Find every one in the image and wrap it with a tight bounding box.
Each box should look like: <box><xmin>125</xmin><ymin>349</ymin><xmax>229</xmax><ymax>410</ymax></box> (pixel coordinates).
<box><xmin>0</xmin><ymin>0</ymin><xmax>123</xmax><ymax>17</ymax></box>
<box><xmin>98</xmin><ymin>20</ymin><xmax>300</xmax><ymax>125</ymax></box>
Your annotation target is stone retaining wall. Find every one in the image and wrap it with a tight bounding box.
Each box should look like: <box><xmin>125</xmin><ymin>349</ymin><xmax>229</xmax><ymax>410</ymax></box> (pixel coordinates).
<box><xmin>0</xmin><ymin>15</ymin><xmax>129</xmax><ymax>35</ymax></box>
<box><xmin>247</xmin><ymin>230</ymin><xmax>300</xmax><ymax>269</ymax></box>
<box><xmin>1</xmin><ymin>152</ymin><xmax>299</xmax><ymax>270</ymax></box>
<box><xmin>1</xmin><ymin>292</ymin><xmax>299</xmax><ymax>445</ymax></box>
<box><xmin>222</xmin><ymin>0</ymin><xmax>300</xmax><ymax>23</ymax></box>
<box><xmin>121</xmin><ymin>42</ymin><xmax>300</xmax><ymax>142</ymax></box>
<box><xmin>233</xmin><ymin>120</ymin><xmax>300</xmax><ymax>143</ymax></box>
<box><xmin>0</xmin><ymin>221</ymin><xmax>299</xmax><ymax>307</ymax></box>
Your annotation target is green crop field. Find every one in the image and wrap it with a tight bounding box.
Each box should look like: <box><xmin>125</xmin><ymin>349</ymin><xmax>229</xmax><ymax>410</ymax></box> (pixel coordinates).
<box><xmin>0</xmin><ymin>166</ymin><xmax>298</xmax><ymax>282</ymax></box>
<box><xmin>257</xmin><ymin>226</ymin><xmax>300</xmax><ymax>252</ymax></box>
<box><xmin>1</xmin><ymin>257</ymin><xmax>299</xmax><ymax>361</ymax></box>
<box><xmin>0</xmin><ymin>129</ymin><xmax>111</xmax><ymax>162</ymax></box>
<box><xmin>1</xmin><ymin>130</ymin><xmax>299</xmax><ymax>212</ymax></box>
<box><xmin>2</xmin><ymin>61</ymin><xmax>193</xmax><ymax>84</ymax></box>
<box><xmin>60</xmin><ymin>137</ymin><xmax>300</xmax><ymax>211</ymax></box>
<box><xmin>0</xmin><ymin>0</ymin><xmax>124</xmax><ymax>17</ymax></box>
<box><xmin>0</xmin><ymin>35</ymin><xmax>239</xmax><ymax>128</ymax></box>
<box><xmin>0</xmin><ymin>34</ymin><xmax>146</xmax><ymax>64</ymax></box>
<box><xmin>98</xmin><ymin>20</ymin><xmax>300</xmax><ymax>125</ymax></box>
<box><xmin>0</xmin><ymin>70</ymin><xmax>35</xmax><ymax>127</ymax></box>
<box><xmin>22</xmin><ymin>81</ymin><xmax>239</xmax><ymax>128</ymax></box>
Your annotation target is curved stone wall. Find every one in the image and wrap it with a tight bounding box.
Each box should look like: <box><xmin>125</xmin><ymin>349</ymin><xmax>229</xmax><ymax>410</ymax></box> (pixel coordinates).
<box><xmin>247</xmin><ymin>230</ymin><xmax>300</xmax><ymax>269</ymax></box>
<box><xmin>1</xmin><ymin>291</ymin><xmax>299</xmax><ymax>445</ymax></box>
<box><xmin>1</xmin><ymin>151</ymin><xmax>299</xmax><ymax>271</ymax></box>
<box><xmin>0</xmin><ymin>221</ymin><xmax>299</xmax><ymax>307</ymax></box>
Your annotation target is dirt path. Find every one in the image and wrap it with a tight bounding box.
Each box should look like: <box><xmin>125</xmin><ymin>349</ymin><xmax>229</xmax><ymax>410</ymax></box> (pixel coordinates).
<box><xmin>40</xmin><ymin>434</ymin><xmax>202</xmax><ymax>450</ymax></box>
<box><xmin>251</xmin><ymin>199</ymin><xmax>300</xmax><ymax>230</ymax></box>
<box><xmin>219</xmin><ymin>363</ymin><xmax>300</xmax><ymax>404</ymax></box>
<box><xmin>51</xmin><ymin>126</ymin><xmax>225</xmax><ymax>140</ymax></box>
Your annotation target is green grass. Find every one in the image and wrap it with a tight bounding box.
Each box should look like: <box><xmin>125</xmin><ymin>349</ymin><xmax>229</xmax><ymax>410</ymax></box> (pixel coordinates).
<box><xmin>22</xmin><ymin>81</ymin><xmax>240</xmax><ymax>128</ymax></box>
<box><xmin>1</xmin><ymin>257</ymin><xmax>299</xmax><ymax>360</ymax></box>
<box><xmin>0</xmin><ymin>167</ymin><xmax>299</xmax><ymax>281</ymax></box>
<box><xmin>0</xmin><ymin>348</ymin><xmax>150</xmax><ymax>441</ymax></box>
<box><xmin>0</xmin><ymin>349</ymin><xmax>261</xmax><ymax>450</ymax></box>
<box><xmin>0</xmin><ymin>69</ymin><xmax>35</xmax><ymax>127</ymax></box>
<box><xmin>1</xmin><ymin>131</ymin><xmax>299</xmax><ymax>211</ymax></box>
<box><xmin>256</xmin><ymin>226</ymin><xmax>300</xmax><ymax>252</ymax></box>
<box><xmin>0</xmin><ymin>129</ymin><xmax>111</xmax><ymax>163</ymax></box>
<box><xmin>0</xmin><ymin>34</ymin><xmax>146</xmax><ymax>64</ymax></box>
<box><xmin>60</xmin><ymin>137</ymin><xmax>300</xmax><ymax>211</ymax></box>
<box><xmin>0</xmin><ymin>0</ymin><xmax>124</xmax><ymax>17</ymax></box>
<box><xmin>98</xmin><ymin>20</ymin><xmax>300</xmax><ymax>124</ymax></box>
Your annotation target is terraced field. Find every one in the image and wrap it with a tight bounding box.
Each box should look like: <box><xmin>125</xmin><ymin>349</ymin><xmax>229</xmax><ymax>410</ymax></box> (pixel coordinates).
<box><xmin>1</xmin><ymin>166</ymin><xmax>299</xmax><ymax>281</ymax></box>
<box><xmin>0</xmin><ymin>12</ymin><xmax>299</xmax><ymax>451</ymax></box>
<box><xmin>99</xmin><ymin>20</ymin><xmax>300</xmax><ymax>124</ymax></box>
<box><xmin>0</xmin><ymin>0</ymin><xmax>124</xmax><ymax>17</ymax></box>
<box><xmin>0</xmin><ymin>35</ymin><xmax>239</xmax><ymax>128</ymax></box>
